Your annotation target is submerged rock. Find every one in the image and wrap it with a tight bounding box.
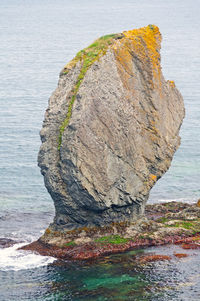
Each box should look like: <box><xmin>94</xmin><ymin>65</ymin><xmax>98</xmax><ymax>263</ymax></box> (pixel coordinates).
<box><xmin>38</xmin><ymin>25</ymin><xmax>184</xmax><ymax>231</ymax></box>
<box><xmin>138</xmin><ymin>254</ymin><xmax>171</xmax><ymax>263</ymax></box>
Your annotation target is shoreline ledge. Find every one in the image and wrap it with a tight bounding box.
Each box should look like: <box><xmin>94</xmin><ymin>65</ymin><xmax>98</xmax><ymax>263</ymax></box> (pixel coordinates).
<box><xmin>21</xmin><ymin>201</ymin><xmax>200</xmax><ymax>260</ymax></box>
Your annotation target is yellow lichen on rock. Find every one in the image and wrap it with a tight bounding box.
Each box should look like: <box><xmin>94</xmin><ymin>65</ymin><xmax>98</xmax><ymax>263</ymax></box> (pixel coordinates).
<box><xmin>123</xmin><ymin>25</ymin><xmax>161</xmax><ymax>74</ymax></box>
<box><xmin>168</xmin><ymin>80</ymin><xmax>175</xmax><ymax>88</ymax></box>
<box><xmin>149</xmin><ymin>174</ymin><xmax>157</xmax><ymax>182</ymax></box>
<box><xmin>113</xmin><ymin>25</ymin><xmax>162</xmax><ymax>91</ymax></box>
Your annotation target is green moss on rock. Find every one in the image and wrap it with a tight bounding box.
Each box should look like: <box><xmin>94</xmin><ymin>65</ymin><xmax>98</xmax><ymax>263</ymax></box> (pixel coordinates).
<box><xmin>63</xmin><ymin>241</ymin><xmax>76</xmax><ymax>247</ymax></box>
<box><xmin>94</xmin><ymin>235</ymin><xmax>129</xmax><ymax>245</ymax></box>
<box><xmin>58</xmin><ymin>33</ymin><xmax>123</xmax><ymax>150</ymax></box>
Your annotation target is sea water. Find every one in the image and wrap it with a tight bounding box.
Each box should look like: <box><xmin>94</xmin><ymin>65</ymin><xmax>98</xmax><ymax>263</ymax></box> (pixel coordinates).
<box><xmin>0</xmin><ymin>0</ymin><xmax>200</xmax><ymax>300</ymax></box>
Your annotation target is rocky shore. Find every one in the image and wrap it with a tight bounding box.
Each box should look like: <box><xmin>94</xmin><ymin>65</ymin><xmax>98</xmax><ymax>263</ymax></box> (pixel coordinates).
<box><xmin>22</xmin><ymin>201</ymin><xmax>200</xmax><ymax>260</ymax></box>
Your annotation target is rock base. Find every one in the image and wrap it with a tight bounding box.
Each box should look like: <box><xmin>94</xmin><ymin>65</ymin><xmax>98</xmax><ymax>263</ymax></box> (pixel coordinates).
<box><xmin>21</xmin><ymin>201</ymin><xmax>200</xmax><ymax>260</ymax></box>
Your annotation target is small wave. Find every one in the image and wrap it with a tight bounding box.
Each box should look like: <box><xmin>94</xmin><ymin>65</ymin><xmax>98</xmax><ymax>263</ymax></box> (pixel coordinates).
<box><xmin>0</xmin><ymin>242</ymin><xmax>55</xmax><ymax>271</ymax></box>
<box><xmin>149</xmin><ymin>197</ymin><xmax>197</xmax><ymax>204</ymax></box>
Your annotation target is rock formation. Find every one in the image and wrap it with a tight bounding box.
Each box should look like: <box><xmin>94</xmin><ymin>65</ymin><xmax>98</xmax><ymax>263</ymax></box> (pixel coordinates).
<box><xmin>38</xmin><ymin>25</ymin><xmax>185</xmax><ymax>231</ymax></box>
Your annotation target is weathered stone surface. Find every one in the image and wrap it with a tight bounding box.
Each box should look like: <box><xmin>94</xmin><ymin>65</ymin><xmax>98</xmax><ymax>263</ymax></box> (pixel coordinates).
<box><xmin>38</xmin><ymin>25</ymin><xmax>184</xmax><ymax>231</ymax></box>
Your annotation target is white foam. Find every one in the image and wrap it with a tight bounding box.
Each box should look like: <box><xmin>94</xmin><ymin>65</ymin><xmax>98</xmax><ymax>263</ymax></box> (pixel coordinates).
<box><xmin>149</xmin><ymin>198</ymin><xmax>196</xmax><ymax>204</ymax></box>
<box><xmin>0</xmin><ymin>243</ymin><xmax>55</xmax><ymax>271</ymax></box>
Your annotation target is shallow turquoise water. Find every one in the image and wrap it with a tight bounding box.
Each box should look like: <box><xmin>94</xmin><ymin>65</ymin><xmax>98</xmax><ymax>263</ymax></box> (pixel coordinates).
<box><xmin>1</xmin><ymin>245</ymin><xmax>199</xmax><ymax>301</ymax></box>
<box><xmin>0</xmin><ymin>0</ymin><xmax>200</xmax><ymax>300</ymax></box>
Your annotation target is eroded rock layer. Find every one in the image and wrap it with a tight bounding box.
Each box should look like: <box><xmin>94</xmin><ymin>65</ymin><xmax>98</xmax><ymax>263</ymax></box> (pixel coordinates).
<box><xmin>39</xmin><ymin>25</ymin><xmax>185</xmax><ymax>231</ymax></box>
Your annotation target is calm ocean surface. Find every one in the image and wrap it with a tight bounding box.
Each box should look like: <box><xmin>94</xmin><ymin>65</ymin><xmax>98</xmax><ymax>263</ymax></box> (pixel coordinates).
<box><xmin>0</xmin><ymin>0</ymin><xmax>200</xmax><ymax>300</ymax></box>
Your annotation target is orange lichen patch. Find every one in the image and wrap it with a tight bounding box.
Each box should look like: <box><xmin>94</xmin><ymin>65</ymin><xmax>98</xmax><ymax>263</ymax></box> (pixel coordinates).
<box><xmin>124</xmin><ymin>25</ymin><xmax>161</xmax><ymax>83</ymax></box>
<box><xmin>113</xmin><ymin>41</ymin><xmax>134</xmax><ymax>92</ymax></box>
<box><xmin>174</xmin><ymin>253</ymin><xmax>188</xmax><ymax>258</ymax></box>
<box><xmin>139</xmin><ymin>254</ymin><xmax>171</xmax><ymax>263</ymax></box>
<box><xmin>197</xmin><ymin>199</ymin><xmax>200</xmax><ymax>208</ymax></box>
<box><xmin>149</xmin><ymin>133</ymin><xmax>160</xmax><ymax>144</ymax></box>
<box><xmin>168</xmin><ymin>80</ymin><xmax>175</xmax><ymax>88</ymax></box>
<box><xmin>149</xmin><ymin>174</ymin><xmax>157</xmax><ymax>182</ymax></box>
<box><xmin>45</xmin><ymin>228</ymin><xmax>51</xmax><ymax>235</ymax></box>
<box><xmin>113</xmin><ymin>25</ymin><xmax>162</xmax><ymax>94</ymax></box>
<box><xmin>148</xmin><ymin>120</ymin><xmax>160</xmax><ymax>137</ymax></box>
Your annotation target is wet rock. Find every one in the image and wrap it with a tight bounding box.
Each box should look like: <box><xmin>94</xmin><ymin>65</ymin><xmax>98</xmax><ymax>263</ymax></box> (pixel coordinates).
<box><xmin>0</xmin><ymin>238</ymin><xmax>17</xmax><ymax>248</ymax></box>
<box><xmin>174</xmin><ymin>253</ymin><xmax>188</xmax><ymax>258</ymax></box>
<box><xmin>165</xmin><ymin>206</ymin><xmax>200</xmax><ymax>220</ymax></box>
<box><xmin>21</xmin><ymin>202</ymin><xmax>200</xmax><ymax>260</ymax></box>
<box><xmin>138</xmin><ymin>254</ymin><xmax>171</xmax><ymax>263</ymax></box>
<box><xmin>181</xmin><ymin>243</ymin><xmax>200</xmax><ymax>250</ymax></box>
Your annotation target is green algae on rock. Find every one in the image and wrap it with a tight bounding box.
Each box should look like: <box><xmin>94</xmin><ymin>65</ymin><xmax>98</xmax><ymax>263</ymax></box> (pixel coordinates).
<box><xmin>38</xmin><ymin>25</ymin><xmax>185</xmax><ymax>236</ymax></box>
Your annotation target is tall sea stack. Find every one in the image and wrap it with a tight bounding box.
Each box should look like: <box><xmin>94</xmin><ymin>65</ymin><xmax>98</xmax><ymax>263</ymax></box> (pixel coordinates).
<box><xmin>38</xmin><ymin>25</ymin><xmax>185</xmax><ymax>231</ymax></box>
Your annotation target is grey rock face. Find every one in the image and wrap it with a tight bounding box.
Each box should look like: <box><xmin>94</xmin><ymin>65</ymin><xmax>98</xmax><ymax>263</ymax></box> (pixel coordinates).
<box><xmin>38</xmin><ymin>26</ymin><xmax>185</xmax><ymax>230</ymax></box>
